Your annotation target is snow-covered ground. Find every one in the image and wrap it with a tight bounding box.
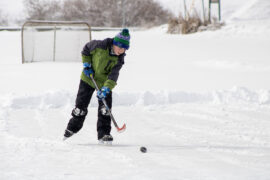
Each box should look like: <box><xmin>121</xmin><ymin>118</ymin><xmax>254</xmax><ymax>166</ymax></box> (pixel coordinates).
<box><xmin>1</xmin><ymin>0</ymin><xmax>270</xmax><ymax>179</ymax></box>
<box><xmin>1</xmin><ymin>100</ymin><xmax>270</xmax><ymax>180</ymax></box>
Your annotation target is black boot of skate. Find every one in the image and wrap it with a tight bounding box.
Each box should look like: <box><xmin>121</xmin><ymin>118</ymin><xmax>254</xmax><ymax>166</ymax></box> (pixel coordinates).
<box><xmin>98</xmin><ymin>135</ymin><xmax>113</xmax><ymax>145</ymax></box>
<box><xmin>63</xmin><ymin>129</ymin><xmax>74</xmax><ymax>141</ymax></box>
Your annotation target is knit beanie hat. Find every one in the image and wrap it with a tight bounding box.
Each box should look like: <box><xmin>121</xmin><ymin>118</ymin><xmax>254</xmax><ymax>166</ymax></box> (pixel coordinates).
<box><xmin>113</xmin><ymin>28</ymin><xmax>130</xmax><ymax>50</ymax></box>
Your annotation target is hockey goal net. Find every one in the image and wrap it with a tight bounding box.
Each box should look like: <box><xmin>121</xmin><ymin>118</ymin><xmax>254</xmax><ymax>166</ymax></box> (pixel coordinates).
<box><xmin>21</xmin><ymin>21</ymin><xmax>91</xmax><ymax>63</ymax></box>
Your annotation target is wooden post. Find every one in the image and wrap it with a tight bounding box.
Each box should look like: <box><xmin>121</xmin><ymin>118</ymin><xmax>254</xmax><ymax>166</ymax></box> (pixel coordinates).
<box><xmin>218</xmin><ymin>0</ymin><xmax>221</xmax><ymax>21</ymax></box>
<box><xmin>202</xmin><ymin>0</ymin><xmax>205</xmax><ymax>23</ymax></box>
<box><xmin>209</xmin><ymin>0</ymin><xmax>221</xmax><ymax>22</ymax></box>
<box><xmin>208</xmin><ymin>0</ymin><xmax>211</xmax><ymax>22</ymax></box>
<box><xmin>184</xmin><ymin>0</ymin><xmax>187</xmax><ymax>20</ymax></box>
<box><xmin>53</xmin><ymin>25</ymin><xmax>56</xmax><ymax>62</ymax></box>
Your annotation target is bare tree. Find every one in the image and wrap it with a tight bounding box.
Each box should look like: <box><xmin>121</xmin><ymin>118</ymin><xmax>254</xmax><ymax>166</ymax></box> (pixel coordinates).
<box><xmin>0</xmin><ymin>9</ymin><xmax>8</xmax><ymax>26</ymax></box>
<box><xmin>23</xmin><ymin>0</ymin><xmax>172</xmax><ymax>27</ymax></box>
<box><xmin>62</xmin><ymin>0</ymin><xmax>108</xmax><ymax>26</ymax></box>
<box><xmin>124</xmin><ymin>0</ymin><xmax>172</xmax><ymax>27</ymax></box>
<box><xmin>61</xmin><ymin>0</ymin><xmax>123</xmax><ymax>26</ymax></box>
<box><xmin>24</xmin><ymin>0</ymin><xmax>62</xmax><ymax>20</ymax></box>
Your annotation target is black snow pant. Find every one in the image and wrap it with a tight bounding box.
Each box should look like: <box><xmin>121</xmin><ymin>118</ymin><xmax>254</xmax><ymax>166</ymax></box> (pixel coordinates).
<box><xmin>66</xmin><ymin>80</ymin><xmax>112</xmax><ymax>140</ymax></box>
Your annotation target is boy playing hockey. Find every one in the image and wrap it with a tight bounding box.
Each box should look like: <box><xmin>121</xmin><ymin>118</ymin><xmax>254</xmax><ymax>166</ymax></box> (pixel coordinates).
<box><xmin>63</xmin><ymin>29</ymin><xmax>130</xmax><ymax>144</ymax></box>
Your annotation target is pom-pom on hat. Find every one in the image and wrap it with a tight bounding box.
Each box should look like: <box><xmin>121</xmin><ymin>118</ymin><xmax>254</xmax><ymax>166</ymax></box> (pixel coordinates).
<box><xmin>113</xmin><ymin>28</ymin><xmax>130</xmax><ymax>50</ymax></box>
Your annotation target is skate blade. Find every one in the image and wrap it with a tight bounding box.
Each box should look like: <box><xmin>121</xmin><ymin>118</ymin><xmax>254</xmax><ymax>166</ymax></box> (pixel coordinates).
<box><xmin>63</xmin><ymin>136</ymin><xmax>68</xmax><ymax>141</ymax></box>
<box><xmin>98</xmin><ymin>140</ymin><xmax>112</xmax><ymax>146</ymax></box>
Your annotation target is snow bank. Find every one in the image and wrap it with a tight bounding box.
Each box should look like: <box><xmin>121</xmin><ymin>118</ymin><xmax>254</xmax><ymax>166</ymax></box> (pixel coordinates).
<box><xmin>1</xmin><ymin>87</ymin><xmax>270</xmax><ymax>110</ymax></box>
<box><xmin>229</xmin><ymin>0</ymin><xmax>270</xmax><ymax>21</ymax></box>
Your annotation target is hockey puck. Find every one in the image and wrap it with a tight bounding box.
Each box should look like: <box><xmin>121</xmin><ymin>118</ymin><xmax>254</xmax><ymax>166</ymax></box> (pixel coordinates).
<box><xmin>140</xmin><ymin>146</ymin><xmax>147</xmax><ymax>153</ymax></box>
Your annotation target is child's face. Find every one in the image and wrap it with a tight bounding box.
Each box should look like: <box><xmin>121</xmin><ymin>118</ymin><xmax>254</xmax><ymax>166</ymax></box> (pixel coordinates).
<box><xmin>113</xmin><ymin>45</ymin><xmax>125</xmax><ymax>56</ymax></box>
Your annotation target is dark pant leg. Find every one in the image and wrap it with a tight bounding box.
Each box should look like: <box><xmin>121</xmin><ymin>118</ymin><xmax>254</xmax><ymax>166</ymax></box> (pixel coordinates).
<box><xmin>97</xmin><ymin>92</ymin><xmax>112</xmax><ymax>139</ymax></box>
<box><xmin>75</xmin><ymin>80</ymin><xmax>95</xmax><ymax>109</ymax></box>
<box><xmin>66</xmin><ymin>80</ymin><xmax>95</xmax><ymax>133</ymax></box>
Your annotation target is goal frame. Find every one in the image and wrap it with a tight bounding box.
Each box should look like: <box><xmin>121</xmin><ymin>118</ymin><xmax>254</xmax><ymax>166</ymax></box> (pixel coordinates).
<box><xmin>21</xmin><ymin>20</ymin><xmax>92</xmax><ymax>63</ymax></box>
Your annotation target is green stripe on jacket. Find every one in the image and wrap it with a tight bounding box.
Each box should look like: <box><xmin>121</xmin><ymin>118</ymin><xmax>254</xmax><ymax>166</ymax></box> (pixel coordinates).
<box><xmin>80</xmin><ymin>48</ymin><xmax>119</xmax><ymax>90</ymax></box>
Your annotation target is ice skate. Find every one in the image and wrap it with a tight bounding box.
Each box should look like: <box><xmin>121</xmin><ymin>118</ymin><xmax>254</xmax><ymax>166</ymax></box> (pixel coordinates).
<box><xmin>98</xmin><ymin>135</ymin><xmax>113</xmax><ymax>145</ymax></box>
<box><xmin>63</xmin><ymin>129</ymin><xmax>74</xmax><ymax>141</ymax></box>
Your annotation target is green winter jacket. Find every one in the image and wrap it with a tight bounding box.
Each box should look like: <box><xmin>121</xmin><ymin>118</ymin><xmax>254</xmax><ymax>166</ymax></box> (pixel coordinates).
<box><xmin>81</xmin><ymin>38</ymin><xmax>125</xmax><ymax>90</ymax></box>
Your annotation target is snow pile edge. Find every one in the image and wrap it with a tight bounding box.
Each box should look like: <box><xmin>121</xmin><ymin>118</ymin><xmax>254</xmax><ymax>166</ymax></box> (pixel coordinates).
<box><xmin>1</xmin><ymin>87</ymin><xmax>270</xmax><ymax>109</ymax></box>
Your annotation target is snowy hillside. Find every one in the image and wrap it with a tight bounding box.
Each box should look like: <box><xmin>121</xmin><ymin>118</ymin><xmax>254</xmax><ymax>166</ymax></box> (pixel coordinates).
<box><xmin>228</xmin><ymin>0</ymin><xmax>270</xmax><ymax>21</ymax></box>
<box><xmin>1</xmin><ymin>1</ymin><xmax>270</xmax><ymax>180</ymax></box>
<box><xmin>157</xmin><ymin>0</ymin><xmax>270</xmax><ymax>22</ymax></box>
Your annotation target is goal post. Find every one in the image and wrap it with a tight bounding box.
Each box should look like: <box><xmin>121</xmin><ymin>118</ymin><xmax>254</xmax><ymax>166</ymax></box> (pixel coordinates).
<box><xmin>21</xmin><ymin>20</ymin><xmax>92</xmax><ymax>63</ymax></box>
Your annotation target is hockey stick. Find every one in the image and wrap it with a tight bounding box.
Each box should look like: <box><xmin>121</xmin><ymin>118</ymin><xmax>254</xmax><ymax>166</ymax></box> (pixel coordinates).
<box><xmin>89</xmin><ymin>74</ymin><xmax>126</xmax><ymax>133</ymax></box>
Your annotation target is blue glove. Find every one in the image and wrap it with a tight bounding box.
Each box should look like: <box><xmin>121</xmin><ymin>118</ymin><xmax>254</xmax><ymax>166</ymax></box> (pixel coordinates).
<box><xmin>83</xmin><ymin>62</ymin><xmax>94</xmax><ymax>77</ymax></box>
<box><xmin>97</xmin><ymin>87</ymin><xmax>110</xmax><ymax>100</ymax></box>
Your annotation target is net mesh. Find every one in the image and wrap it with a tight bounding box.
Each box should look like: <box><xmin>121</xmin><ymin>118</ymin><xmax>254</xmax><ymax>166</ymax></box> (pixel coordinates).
<box><xmin>22</xmin><ymin>21</ymin><xmax>91</xmax><ymax>63</ymax></box>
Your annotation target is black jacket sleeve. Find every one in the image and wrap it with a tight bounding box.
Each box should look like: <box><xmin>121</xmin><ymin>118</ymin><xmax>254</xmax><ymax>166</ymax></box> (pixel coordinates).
<box><xmin>81</xmin><ymin>38</ymin><xmax>111</xmax><ymax>56</ymax></box>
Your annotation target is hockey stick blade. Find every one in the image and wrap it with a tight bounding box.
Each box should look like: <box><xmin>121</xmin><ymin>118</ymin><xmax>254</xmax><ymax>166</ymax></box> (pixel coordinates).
<box><xmin>117</xmin><ymin>123</ymin><xmax>126</xmax><ymax>133</ymax></box>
